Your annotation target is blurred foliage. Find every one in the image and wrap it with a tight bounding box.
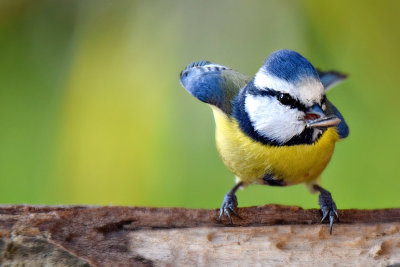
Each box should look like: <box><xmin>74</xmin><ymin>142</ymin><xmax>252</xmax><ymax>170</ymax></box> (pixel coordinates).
<box><xmin>0</xmin><ymin>0</ymin><xmax>399</xmax><ymax>209</ymax></box>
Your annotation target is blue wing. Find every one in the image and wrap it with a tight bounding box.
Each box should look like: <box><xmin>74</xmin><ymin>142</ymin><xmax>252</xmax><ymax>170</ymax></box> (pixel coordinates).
<box><xmin>318</xmin><ymin>69</ymin><xmax>349</xmax><ymax>139</ymax></box>
<box><xmin>180</xmin><ymin>61</ymin><xmax>250</xmax><ymax>115</ymax></box>
<box><xmin>317</xmin><ymin>69</ymin><xmax>348</xmax><ymax>91</ymax></box>
<box><xmin>325</xmin><ymin>99</ymin><xmax>349</xmax><ymax>139</ymax></box>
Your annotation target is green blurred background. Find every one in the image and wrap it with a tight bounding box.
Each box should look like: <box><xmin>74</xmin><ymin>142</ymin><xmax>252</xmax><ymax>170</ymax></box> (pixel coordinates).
<box><xmin>0</xmin><ymin>0</ymin><xmax>399</xmax><ymax>209</ymax></box>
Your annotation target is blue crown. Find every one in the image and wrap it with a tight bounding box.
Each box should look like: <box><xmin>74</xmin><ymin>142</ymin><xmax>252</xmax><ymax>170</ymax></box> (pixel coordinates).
<box><xmin>262</xmin><ymin>50</ymin><xmax>319</xmax><ymax>83</ymax></box>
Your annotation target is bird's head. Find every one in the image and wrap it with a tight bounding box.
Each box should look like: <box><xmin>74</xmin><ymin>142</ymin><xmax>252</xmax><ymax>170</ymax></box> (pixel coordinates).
<box><xmin>243</xmin><ymin>50</ymin><xmax>340</xmax><ymax>145</ymax></box>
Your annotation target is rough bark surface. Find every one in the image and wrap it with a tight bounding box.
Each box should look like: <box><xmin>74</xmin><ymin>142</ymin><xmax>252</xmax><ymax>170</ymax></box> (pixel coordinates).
<box><xmin>0</xmin><ymin>205</ymin><xmax>399</xmax><ymax>266</ymax></box>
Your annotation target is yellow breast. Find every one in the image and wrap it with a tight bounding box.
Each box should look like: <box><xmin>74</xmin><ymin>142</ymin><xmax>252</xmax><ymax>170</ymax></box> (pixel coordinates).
<box><xmin>211</xmin><ymin>107</ymin><xmax>339</xmax><ymax>185</ymax></box>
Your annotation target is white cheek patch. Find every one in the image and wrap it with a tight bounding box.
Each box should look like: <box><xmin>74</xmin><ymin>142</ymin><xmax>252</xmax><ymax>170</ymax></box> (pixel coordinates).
<box><xmin>254</xmin><ymin>69</ymin><xmax>325</xmax><ymax>107</ymax></box>
<box><xmin>245</xmin><ymin>94</ymin><xmax>306</xmax><ymax>144</ymax></box>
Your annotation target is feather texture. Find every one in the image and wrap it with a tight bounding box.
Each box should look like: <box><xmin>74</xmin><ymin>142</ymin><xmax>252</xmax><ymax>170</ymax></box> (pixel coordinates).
<box><xmin>180</xmin><ymin>61</ymin><xmax>250</xmax><ymax>115</ymax></box>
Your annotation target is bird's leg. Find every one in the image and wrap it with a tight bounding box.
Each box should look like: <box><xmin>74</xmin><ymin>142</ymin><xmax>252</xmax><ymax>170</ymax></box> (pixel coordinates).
<box><xmin>313</xmin><ymin>184</ymin><xmax>338</xmax><ymax>234</ymax></box>
<box><xmin>218</xmin><ymin>182</ymin><xmax>243</xmax><ymax>224</ymax></box>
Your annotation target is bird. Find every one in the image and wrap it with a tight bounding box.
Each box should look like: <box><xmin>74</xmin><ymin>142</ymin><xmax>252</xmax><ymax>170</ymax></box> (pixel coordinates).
<box><xmin>179</xmin><ymin>49</ymin><xmax>349</xmax><ymax>234</ymax></box>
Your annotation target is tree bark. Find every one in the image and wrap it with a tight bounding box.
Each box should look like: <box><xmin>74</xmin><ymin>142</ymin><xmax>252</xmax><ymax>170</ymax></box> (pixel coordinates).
<box><xmin>0</xmin><ymin>205</ymin><xmax>399</xmax><ymax>266</ymax></box>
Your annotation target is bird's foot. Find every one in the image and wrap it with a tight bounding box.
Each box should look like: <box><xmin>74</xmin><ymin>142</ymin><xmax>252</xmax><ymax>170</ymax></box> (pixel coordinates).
<box><xmin>318</xmin><ymin>189</ymin><xmax>338</xmax><ymax>234</ymax></box>
<box><xmin>218</xmin><ymin>191</ymin><xmax>240</xmax><ymax>224</ymax></box>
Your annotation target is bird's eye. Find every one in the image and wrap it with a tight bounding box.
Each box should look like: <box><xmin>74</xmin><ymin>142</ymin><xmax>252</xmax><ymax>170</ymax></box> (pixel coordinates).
<box><xmin>275</xmin><ymin>92</ymin><xmax>307</xmax><ymax>111</ymax></box>
<box><xmin>277</xmin><ymin>93</ymin><xmax>293</xmax><ymax>106</ymax></box>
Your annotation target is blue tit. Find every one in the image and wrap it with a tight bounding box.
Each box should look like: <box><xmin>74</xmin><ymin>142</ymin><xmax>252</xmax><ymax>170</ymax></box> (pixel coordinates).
<box><xmin>179</xmin><ymin>50</ymin><xmax>349</xmax><ymax>234</ymax></box>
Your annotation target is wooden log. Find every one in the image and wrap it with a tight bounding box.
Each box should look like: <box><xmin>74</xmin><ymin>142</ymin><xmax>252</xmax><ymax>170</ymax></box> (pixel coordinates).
<box><xmin>0</xmin><ymin>205</ymin><xmax>399</xmax><ymax>266</ymax></box>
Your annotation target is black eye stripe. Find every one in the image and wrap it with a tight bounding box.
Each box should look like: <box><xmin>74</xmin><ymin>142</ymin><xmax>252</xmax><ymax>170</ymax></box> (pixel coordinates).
<box><xmin>277</xmin><ymin>93</ymin><xmax>307</xmax><ymax>111</ymax></box>
<box><xmin>247</xmin><ymin>87</ymin><xmax>307</xmax><ymax>112</ymax></box>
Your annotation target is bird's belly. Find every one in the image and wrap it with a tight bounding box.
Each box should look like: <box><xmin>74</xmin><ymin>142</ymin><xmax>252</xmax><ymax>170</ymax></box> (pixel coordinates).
<box><xmin>212</xmin><ymin>107</ymin><xmax>339</xmax><ymax>185</ymax></box>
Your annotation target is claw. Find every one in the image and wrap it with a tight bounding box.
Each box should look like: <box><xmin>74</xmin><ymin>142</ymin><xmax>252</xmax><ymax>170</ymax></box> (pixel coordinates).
<box><xmin>320</xmin><ymin>210</ymin><xmax>329</xmax><ymax>223</ymax></box>
<box><xmin>228</xmin><ymin>206</ymin><xmax>239</xmax><ymax>217</ymax></box>
<box><xmin>329</xmin><ymin>212</ymin><xmax>335</xmax><ymax>234</ymax></box>
<box><xmin>225</xmin><ymin>208</ymin><xmax>233</xmax><ymax>224</ymax></box>
<box><xmin>218</xmin><ymin>208</ymin><xmax>224</xmax><ymax>222</ymax></box>
<box><xmin>219</xmin><ymin>192</ymin><xmax>239</xmax><ymax>224</ymax></box>
<box><xmin>315</xmin><ymin>185</ymin><xmax>338</xmax><ymax>234</ymax></box>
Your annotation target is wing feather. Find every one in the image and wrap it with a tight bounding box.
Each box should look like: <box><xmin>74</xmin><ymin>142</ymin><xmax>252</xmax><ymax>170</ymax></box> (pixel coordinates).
<box><xmin>317</xmin><ymin>69</ymin><xmax>348</xmax><ymax>91</ymax></box>
<box><xmin>180</xmin><ymin>61</ymin><xmax>250</xmax><ymax>114</ymax></box>
<box><xmin>317</xmin><ymin>69</ymin><xmax>349</xmax><ymax>139</ymax></box>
